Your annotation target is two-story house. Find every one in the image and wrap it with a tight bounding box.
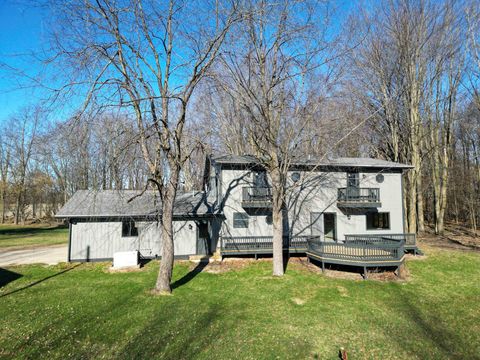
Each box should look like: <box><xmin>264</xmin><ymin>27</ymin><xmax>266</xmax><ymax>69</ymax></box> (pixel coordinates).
<box><xmin>56</xmin><ymin>153</ymin><xmax>416</xmax><ymax>273</ymax></box>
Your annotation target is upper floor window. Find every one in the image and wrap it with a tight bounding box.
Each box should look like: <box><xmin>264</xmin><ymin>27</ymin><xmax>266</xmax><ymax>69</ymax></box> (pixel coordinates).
<box><xmin>347</xmin><ymin>172</ymin><xmax>359</xmax><ymax>188</ymax></box>
<box><xmin>253</xmin><ymin>171</ymin><xmax>268</xmax><ymax>188</ymax></box>
<box><xmin>233</xmin><ymin>212</ymin><xmax>249</xmax><ymax>228</ymax></box>
<box><xmin>122</xmin><ymin>220</ymin><xmax>138</xmax><ymax>237</ymax></box>
<box><xmin>291</xmin><ymin>172</ymin><xmax>301</xmax><ymax>182</ymax></box>
<box><xmin>366</xmin><ymin>212</ymin><xmax>390</xmax><ymax>230</ymax></box>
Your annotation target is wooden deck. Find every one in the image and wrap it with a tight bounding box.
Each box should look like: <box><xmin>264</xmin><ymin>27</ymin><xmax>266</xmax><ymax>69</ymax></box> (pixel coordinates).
<box><xmin>220</xmin><ymin>235</ymin><xmax>409</xmax><ymax>272</ymax></box>
<box><xmin>306</xmin><ymin>238</ymin><xmax>405</xmax><ymax>268</ymax></box>
<box><xmin>220</xmin><ymin>236</ymin><xmax>308</xmax><ymax>255</ymax></box>
<box><xmin>345</xmin><ymin>233</ymin><xmax>418</xmax><ymax>253</ymax></box>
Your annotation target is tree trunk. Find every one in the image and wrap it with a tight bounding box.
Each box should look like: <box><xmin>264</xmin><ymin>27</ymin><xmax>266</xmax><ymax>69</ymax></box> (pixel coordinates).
<box><xmin>415</xmin><ymin>113</ymin><xmax>425</xmax><ymax>233</ymax></box>
<box><xmin>271</xmin><ymin>165</ymin><xmax>284</xmax><ymax>277</ymax></box>
<box><xmin>407</xmin><ymin>172</ymin><xmax>417</xmax><ymax>234</ymax></box>
<box><xmin>154</xmin><ymin>167</ymin><xmax>179</xmax><ymax>294</ymax></box>
<box><xmin>1</xmin><ymin>188</ymin><xmax>6</xmax><ymax>224</ymax></box>
<box><xmin>416</xmin><ymin>173</ymin><xmax>425</xmax><ymax>232</ymax></box>
<box><xmin>437</xmin><ymin>148</ymin><xmax>449</xmax><ymax>234</ymax></box>
<box><xmin>155</xmin><ymin>205</ymin><xmax>175</xmax><ymax>294</ymax></box>
<box><xmin>14</xmin><ymin>193</ymin><xmax>20</xmax><ymax>225</ymax></box>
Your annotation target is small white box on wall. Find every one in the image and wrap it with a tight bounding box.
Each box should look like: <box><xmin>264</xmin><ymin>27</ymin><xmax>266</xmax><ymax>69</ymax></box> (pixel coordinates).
<box><xmin>113</xmin><ymin>251</ymin><xmax>139</xmax><ymax>268</ymax></box>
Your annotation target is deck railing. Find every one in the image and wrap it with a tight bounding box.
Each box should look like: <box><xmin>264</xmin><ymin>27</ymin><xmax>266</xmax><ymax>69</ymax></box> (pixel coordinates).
<box><xmin>345</xmin><ymin>233</ymin><xmax>416</xmax><ymax>247</ymax></box>
<box><xmin>242</xmin><ymin>187</ymin><xmax>272</xmax><ymax>202</ymax></box>
<box><xmin>220</xmin><ymin>235</ymin><xmax>406</xmax><ymax>267</ymax></box>
<box><xmin>337</xmin><ymin>187</ymin><xmax>380</xmax><ymax>203</ymax></box>
<box><xmin>220</xmin><ymin>235</ymin><xmax>309</xmax><ymax>254</ymax></box>
<box><xmin>307</xmin><ymin>236</ymin><xmax>404</xmax><ymax>263</ymax></box>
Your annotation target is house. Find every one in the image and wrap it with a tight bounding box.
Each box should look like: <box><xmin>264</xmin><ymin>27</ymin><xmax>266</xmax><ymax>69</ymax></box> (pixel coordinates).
<box><xmin>55</xmin><ymin>190</ymin><xmax>215</xmax><ymax>261</ymax></box>
<box><xmin>56</xmin><ymin>154</ymin><xmax>417</xmax><ymax>274</ymax></box>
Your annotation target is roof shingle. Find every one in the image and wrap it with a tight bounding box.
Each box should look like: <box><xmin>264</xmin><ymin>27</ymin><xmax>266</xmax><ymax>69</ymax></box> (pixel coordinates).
<box><xmin>211</xmin><ymin>154</ymin><xmax>413</xmax><ymax>169</ymax></box>
<box><xmin>55</xmin><ymin>190</ymin><xmax>213</xmax><ymax>219</ymax></box>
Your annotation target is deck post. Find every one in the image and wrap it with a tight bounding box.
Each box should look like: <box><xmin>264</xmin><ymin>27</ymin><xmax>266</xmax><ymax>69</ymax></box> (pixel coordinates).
<box><xmin>321</xmin><ymin>261</ymin><xmax>325</xmax><ymax>273</ymax></box>
<box><xmin>363</xmin><ymin>266</ymin><xmax>367</xmax><ymax>280</ymax></box>
<box><xmin>255</xmin><ymin>253</ymin><xmax>258</xmax><ymax>260</ymax></box>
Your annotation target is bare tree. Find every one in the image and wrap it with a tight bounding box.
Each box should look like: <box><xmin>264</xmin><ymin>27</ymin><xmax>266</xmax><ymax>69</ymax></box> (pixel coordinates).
<box><xmin>215</xmin><ymin>0</ymin><xmax>339</xmax><ymax>276</ymax></box>
<box><xmin>7</xmin><ymin>107</ymin><xmax>40</xmax><ymax>225</ymax></box>
<box><xmin>0</xmin><ymin>131</ymin><xmax>11</xmax><ymax>223</ymax></box>
<box><xmin>425</xmin><ymin>3</ymin><xmax>465</xmax><ymax>234</ymax></box>
<box><xmin>349</xmin><ymin>0</ymin><xmax>465</xmax><ymax>234</ymax></box>
<box><xmin>47</xmin><ymin>0</ymin><xmax>239</xmax><ymax>293</ymax></box>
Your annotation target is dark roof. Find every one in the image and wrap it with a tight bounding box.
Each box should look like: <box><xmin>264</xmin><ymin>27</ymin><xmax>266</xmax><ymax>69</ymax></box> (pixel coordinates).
<box><xmin>211</xmin><ymin>154</ymin><xmax>260</xmax><ymax>165</ymax></box>
<box><xmin>210</xmin><ymin>154</ymin><xmax>413</xmax><ymax>169</ymax></box>
<box><xmin>55</xmin><ymin>190</ymin><xmax>213</xmax><ymax>219</ymax></box>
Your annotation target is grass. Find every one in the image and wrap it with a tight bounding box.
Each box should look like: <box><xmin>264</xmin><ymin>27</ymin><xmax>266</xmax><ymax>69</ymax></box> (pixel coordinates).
<box><xmin>0</xmin><ymin>223</ymin><xmax>68</xmax><ymax>248</ymax></box>
<box><xmin>0</xmin><ymin>247</ymin><xmax>479</xmax><ymax>360</ymax></box>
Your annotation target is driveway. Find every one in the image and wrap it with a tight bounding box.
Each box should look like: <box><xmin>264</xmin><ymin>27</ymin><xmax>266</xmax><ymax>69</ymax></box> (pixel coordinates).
<box><xmin>0</xmin><ymin>245</ymin><xmax>68</xmax><ymax>267</ymax></box>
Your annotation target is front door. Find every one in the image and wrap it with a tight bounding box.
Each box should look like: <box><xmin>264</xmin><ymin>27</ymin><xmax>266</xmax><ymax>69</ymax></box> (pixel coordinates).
<box><xmin>197</xmin><ymin>222</ymin><xmax>210</xmax><ymax>255</ymax></box>
<box><xmin>323</xmin><ymin>213</ymin><xmax>336</xmax><ymax>241</ymax></box>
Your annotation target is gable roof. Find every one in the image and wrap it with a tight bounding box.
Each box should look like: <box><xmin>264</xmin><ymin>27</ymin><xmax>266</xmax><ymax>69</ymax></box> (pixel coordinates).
<box><xmin>55</xmin><ymin>190</ymin><xmax>213</xmax><ymax>219</ymax></box>
<box><xmin>210</xmin><ymin>154</ymin><xmax>413</xmax><ymax>170</ymax></box>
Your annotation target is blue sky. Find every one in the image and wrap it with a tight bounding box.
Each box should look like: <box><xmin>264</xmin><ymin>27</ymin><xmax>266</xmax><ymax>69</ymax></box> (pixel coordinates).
<box><xmin>0</xmin><ymin>0</ymin><xmax>355</xmax><ymax>125</ymax></box>
<box><xmin>0</xmin><ymin>1</ymin><xmax>53</xmax><ymax>122</ymax></box>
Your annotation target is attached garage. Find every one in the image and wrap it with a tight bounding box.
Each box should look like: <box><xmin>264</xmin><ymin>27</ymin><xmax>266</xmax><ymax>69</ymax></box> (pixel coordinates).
<box><xmin>56</xmin><ymin>190</ymin><xmax>216</xmax><ymax>261</ymax></box>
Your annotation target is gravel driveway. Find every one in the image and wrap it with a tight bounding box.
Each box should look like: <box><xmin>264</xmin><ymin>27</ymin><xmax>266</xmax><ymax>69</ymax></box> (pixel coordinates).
<box><xmin>0</xmin><ymin>245</ymin><xmax>68</xmax><ymax>267</ymax></box>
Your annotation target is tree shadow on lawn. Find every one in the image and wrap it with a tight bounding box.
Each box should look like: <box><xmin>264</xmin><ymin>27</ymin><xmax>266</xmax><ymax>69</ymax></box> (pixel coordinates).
<box><xmin>385</xmin><ymin>287</ymin><xmax>470</xmax><ymax>359</ymax></box>
<box><xmin>0</xmin><ymin>264</ymin><xmax>81</xmax><ymax>298</ymax></box>
<box><xmin>0</xmin><ymin>268</ymin><xmax>23</xmax><ymax>287</ymax></box>
<box><xmin>118</xmin><ymin>304</ymin><xmax>223</xmax><ymax>359</ymax></box>
<box><xmin>10</xmin><ymin>285</ymin><xmax>142</xmax><ymax>358</ymax></box>
<box><xmin>171</xmin><ymin>260</ymin><xmax>209</xmax><ymax>290</ymax></box>
<box><xmin>118</xmin><ymin>302</ymin><xmax>315</xmax><ymax>359</ymax></box>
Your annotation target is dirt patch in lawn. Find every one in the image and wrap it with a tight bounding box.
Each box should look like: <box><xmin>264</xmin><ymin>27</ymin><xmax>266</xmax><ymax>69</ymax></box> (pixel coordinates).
<box><xmin>288</xmin><ymin>257</ymin><xmax>409</xmax><ymax>282</ymax></box>
<box><xmin>187</xmin><ymin>258</ymin><xmax>256</xmax><ymax>274</ymax></box>
<box><xmin>185</xmin><ymin>255</ymin><xmax>410</xmax><ymax>282</ymax></box>
<box><xmin>106</xmin><ymin>265</ymin><xmax>143</xmax><ymax>273</ymax></box>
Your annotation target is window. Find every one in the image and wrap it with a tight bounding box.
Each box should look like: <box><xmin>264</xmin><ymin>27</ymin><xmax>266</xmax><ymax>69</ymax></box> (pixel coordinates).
<box><xmin>347</xmin><ymin>172</ymin><xmax>359</xmax><ymax>188</ymax></box>
<box><xmin>122</xmin><ymin>220</ymin><xmax>138</xmax><ymax>237</ymax></box>
<box><xmin>291</xmin><ymin>172</ymin><xmax>301</xmax><ymax>182</ymax></box>
<box><xmin>233</xmin><ymin>212</ymin><xmax>249</xmax><ymax>228</ymax></box>
<box><xmin>266</xmin><ymin>214</ymin><xmax>273</xmax><ymax>225</ymax></box>
<box><xmin>253</xmin><ymin>171</ymin><xmax>268</xmax><ymax>188</ymax></box>
<box><xmin>366</xmin><ymin>212</ymin><xmax>390</xmax><ymax>230</ymax></box>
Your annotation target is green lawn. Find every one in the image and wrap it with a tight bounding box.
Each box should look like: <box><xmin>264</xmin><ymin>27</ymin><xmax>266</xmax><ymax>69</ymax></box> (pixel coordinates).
<box><xmin>1</xmin><ymin>247</ymin><xmax>479</xmax><ymax>359</ymax></box>
<box><xmin>0</xmin><ymin>223</ymin><xmax>68</xmax><ymax>248</ymax></box>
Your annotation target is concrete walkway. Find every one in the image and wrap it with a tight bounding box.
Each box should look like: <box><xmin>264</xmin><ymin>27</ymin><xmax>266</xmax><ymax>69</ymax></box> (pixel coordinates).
<box><xmin>0</xmin><ymin>245</ymin><xmax>68</xmax><ymax>267</ymax></box>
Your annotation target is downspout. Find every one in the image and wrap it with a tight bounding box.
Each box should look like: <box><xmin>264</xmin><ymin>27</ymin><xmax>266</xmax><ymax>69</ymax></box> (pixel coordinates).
<box><xmin>400</xmin><ymin>171</ymin><xmax>407</xmax><ymax>234</ymax></box>
<box><xmin>68</xmin><ymin>220</ymin><xmax>72</xmax><ymax>262</ymax></box>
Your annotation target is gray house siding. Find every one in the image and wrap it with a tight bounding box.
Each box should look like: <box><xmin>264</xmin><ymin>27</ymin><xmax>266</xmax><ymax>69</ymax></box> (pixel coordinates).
<box><xmin>69</xmin><ymin>219</ymin><xmax>199</xmax><ymax>261</ymax></box>
<box><xmin>215</xmin><ymin>165</ymin><xmax>405</xmax><ymax>246</ymax></box>
<box><xmin>58</xmin><ymin>155</ymin><xmax>411</xmax><ymax>262</ymax></box>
